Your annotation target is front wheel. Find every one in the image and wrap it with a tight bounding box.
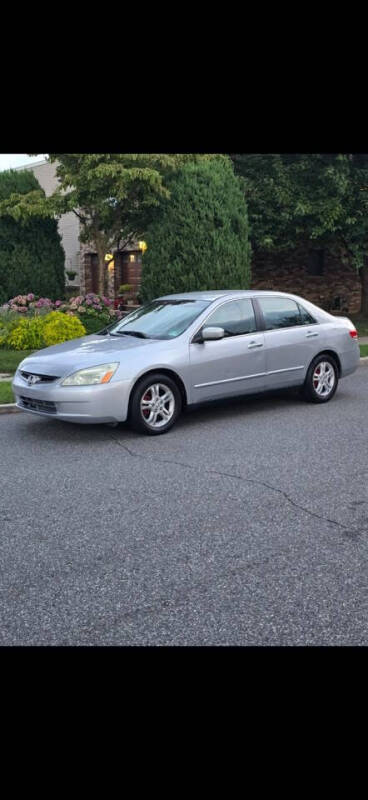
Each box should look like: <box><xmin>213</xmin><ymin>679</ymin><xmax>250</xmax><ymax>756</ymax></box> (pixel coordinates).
<box><xmin>302</xmin><ymin>355</ymin><xmax>339</xmax><ymax>403</ymax></box>
<box><xmin>129</xmin><ymin>373</ymin><xmax>182</xmax><ymax>435</ymax></box>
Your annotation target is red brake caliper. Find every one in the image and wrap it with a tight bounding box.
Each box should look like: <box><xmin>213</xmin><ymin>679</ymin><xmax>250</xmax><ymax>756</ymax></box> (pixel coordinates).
<box><xmin>314</xmin><ymin>366</ymin><xmax>321</xmax><ymax>388</ymax></box>
<box><xmin>142</xmin><ymin>390</ymin><xmax>151</xmax><ymax>417</ymax></box>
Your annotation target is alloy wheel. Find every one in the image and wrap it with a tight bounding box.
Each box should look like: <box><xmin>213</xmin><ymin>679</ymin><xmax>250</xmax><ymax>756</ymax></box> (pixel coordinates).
<box><xmin>140</xmin><ymin>383</ymin><xmax>175</xmax><ymax>429</ymax></box>
<box><xmin>312</xmin><ymin>361</ymin><xmax>336</xmax><ymax>397</ymax></box>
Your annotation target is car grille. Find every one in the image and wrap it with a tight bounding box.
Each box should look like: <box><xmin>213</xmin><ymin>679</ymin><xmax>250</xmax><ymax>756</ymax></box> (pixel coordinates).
<box><xmin>19</xmin><ymin>396</ymin><xmax>57</xmax><ymax>414</ymax></box>
<box><xmin>20</xmin><ymin>371</ymin><xmax>59</xmax><ymax>383</ymax></box>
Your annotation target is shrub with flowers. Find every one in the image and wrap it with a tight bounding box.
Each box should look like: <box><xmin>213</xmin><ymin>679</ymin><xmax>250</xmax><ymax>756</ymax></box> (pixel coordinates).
<box><xmin>1</xmin><ymin>292</ymin><xmax>125</xmax><ymax>346</ymax></box>
<box><xmin>65</xmin><ymin>293</ymin><xmax>121</xmax><ymax>334</ymax></box>
<box><xmin>1</xmin><ymin>293</ymin><xmax>54</xmax><ymax>316</ymax></box>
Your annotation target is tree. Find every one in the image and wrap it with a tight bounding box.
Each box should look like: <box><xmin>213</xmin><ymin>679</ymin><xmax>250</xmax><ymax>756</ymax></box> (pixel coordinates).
<box><xmin>0</xmin><ymin>170</ymin><xmax>65</xmax><ymax>305</ymax></box>
<box><xmin>140</xmin><ymin>156</ymin><xmax>251</xmax><ymax>301</ymax></box>
<box><xmin>231</xmin><ymin>153</ymin><xmax>368</xmax><ymax>315</ymax></box>
<box><xmin>0</xmin><ymin>154</ymin><xmax>220</xmax><ymax>296</ymax></box>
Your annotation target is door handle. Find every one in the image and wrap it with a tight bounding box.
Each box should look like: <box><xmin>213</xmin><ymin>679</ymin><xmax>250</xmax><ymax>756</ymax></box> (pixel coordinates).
<box><xmin>306</xmin><ymin>332</ymin><xmax>319</xmax><ymax>338</ymax></box>
<box><xmin>248</xmin><ymin>341</ymin><xmax>264</xmax><ymax>348</ymax></box>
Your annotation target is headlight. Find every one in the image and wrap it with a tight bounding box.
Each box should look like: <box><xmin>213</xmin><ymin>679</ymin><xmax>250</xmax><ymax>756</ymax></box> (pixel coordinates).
<box><xmin>62</xmin><ymin>363</ymin><xmax>119</xmax><ymax>386</ymax></box>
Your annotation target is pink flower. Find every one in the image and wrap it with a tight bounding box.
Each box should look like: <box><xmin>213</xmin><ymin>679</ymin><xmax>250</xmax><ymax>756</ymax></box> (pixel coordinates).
<box><xmin>27</xmin><ymin>293</ymin><xmax>35</xmax><ymax>301</ymax></box>
<box><xmin>54</xmin><ymin>300</ymin><xmax>62</xmax><ymax>307</ymax></box>
<box><xmin>77</xmin><ymin>305</ymin><xmax>86</xmax><ymax>313</ymax></box>
<box><xmin>86</xmin><ymin>299</ymin><xmax>93</xmax><ymax>306</ymax></box>
<box><xmin>18</xmin><ymin>306</ymin><xmax>27</xmax><ymax>312</ymax></box>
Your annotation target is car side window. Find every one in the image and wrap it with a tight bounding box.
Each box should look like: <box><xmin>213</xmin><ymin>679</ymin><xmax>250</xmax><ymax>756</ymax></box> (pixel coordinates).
<box><xmin>258</xmin><ymin>297</ymin><xmax>302</xmax><ymax>330</ymax></box>
<box><xmin>298</xmin><ymin>304</ymin><xmax>317</xmax><ymax>325</ymax></box>
<box><xmin>203</xmin><ymin>299</ymin><xmax>257</xmax><ymax>337</ymax></box>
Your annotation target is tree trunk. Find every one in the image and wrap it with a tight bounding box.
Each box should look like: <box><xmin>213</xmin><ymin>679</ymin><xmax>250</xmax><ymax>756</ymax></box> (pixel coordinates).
<box><xmin>360</xmin><ymin>258</ymin><xmax>368</xmax><ymax>316</ymax></box>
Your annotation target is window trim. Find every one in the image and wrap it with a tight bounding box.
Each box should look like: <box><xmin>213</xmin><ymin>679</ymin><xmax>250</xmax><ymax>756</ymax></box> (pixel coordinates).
<box><xmin>254</xmin><ymin>296</ymin><xmax>318</xmax><ymax>333</ymax></box>
<box><xmin>190</xmin><ymin>297</ymin><xmax>260</xmax><ymax>344</ymax></box>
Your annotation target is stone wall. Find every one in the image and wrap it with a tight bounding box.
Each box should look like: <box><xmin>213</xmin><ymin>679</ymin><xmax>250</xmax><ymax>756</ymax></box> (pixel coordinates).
<box><xmin>251</xmin><ymin>248</ymin><xmax>362</xmax><ymax>314</ymax></box>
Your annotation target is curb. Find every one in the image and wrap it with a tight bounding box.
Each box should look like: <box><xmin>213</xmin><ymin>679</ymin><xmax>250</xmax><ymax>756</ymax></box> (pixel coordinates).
<box><xmin>0</xmin><ymin>404</ymin><xmax>22</xmax><ymax>415</ymax></box>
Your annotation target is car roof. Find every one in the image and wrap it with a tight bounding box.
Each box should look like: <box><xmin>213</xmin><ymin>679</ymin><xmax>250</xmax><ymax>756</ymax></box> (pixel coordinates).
<box><xmin>157</xmin><ymin>290</ymin><xmax>300</xmax><ymax>301</ymax></box>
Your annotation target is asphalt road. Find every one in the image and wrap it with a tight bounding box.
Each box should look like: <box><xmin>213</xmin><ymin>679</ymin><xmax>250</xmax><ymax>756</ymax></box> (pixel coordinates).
<box><xmin>1</xmin><ymin>368</ymin><xmax>368</xmax><ymax>646</ymax></box>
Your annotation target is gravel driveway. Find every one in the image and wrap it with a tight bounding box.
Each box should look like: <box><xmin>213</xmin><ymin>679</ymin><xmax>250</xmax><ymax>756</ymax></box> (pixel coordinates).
<box><xmin>1</xmin><ymin>368</ymin><xmax>368</xmax><ymax>645</ymax></box>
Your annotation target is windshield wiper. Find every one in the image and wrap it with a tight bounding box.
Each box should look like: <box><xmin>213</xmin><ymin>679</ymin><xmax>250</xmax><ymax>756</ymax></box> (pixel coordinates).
<box><xmin>113</xmin><ymin>330</ymin><xmax>149</xmax><ymax>339</ymax></box>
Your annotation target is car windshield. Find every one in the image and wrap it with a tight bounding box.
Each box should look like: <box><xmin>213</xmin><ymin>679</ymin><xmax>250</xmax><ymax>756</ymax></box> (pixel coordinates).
<box><xmin>108</xmin><ymin>299</ymin><xmax>211</xmax><ymax>339</ymax></box>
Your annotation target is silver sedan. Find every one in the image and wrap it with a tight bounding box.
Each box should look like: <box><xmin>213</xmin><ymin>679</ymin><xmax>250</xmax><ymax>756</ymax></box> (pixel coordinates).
<box><xmin>12</xmin><ymin>290</ymin><xmax>360</xmax><ymax>435</ymax></box>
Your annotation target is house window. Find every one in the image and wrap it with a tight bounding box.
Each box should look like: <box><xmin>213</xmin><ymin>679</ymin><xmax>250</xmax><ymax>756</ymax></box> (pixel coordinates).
<box><xmin>307</xmin><ymin>249</ymin><xmax>325</xmax><ymax>276</ymax></box>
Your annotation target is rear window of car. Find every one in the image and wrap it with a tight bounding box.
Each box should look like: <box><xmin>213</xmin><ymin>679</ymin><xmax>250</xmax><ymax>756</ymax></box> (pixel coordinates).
<box><xmin>258</xmin><ymin>297</ymin><xmax>315</xmax><ymax>330</ymax></box>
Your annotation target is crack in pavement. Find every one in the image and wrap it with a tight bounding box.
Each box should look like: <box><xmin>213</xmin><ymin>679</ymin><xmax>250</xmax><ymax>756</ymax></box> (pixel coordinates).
<box><xmin>107</xmin><ymin>435</ymin><xmax>367</xmax><ymax>539</ymax></box>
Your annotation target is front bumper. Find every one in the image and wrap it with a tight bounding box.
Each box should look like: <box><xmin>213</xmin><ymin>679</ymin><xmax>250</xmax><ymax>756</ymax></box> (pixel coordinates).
<box><xmin>12</xmin><ymin>372</ymin><xmax>132</xmax><ymax>424</ymax></box>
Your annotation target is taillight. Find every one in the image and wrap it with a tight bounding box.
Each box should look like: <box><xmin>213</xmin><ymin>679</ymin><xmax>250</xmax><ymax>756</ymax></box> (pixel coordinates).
<box><xmin>349</xmin><ymin>329</ymin><xmax>358</xmax><ymax>338</ymax></box>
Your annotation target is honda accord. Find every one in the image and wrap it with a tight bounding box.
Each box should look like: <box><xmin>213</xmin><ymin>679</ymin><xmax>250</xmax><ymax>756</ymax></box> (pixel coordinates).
<box><xmin>12</xmin><ymin>290</ymin><xmax>360</xmax><ymax>434</ymax></box>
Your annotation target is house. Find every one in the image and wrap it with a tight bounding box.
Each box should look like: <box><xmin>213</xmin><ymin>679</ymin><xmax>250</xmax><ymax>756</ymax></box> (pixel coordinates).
<box><xmin>251</xmin><ymin>247</ymin><xmax>362</xmax><ymax>315</ymax></box>
<box><xmin>18</xmin><ymin>159</ymin><xmax>363</xmax><ymax>314</ymax></box>
<box><xmin>16</xmin><ymin>158</ymin><xmax>143</xmax><ymax>298</ymax></box>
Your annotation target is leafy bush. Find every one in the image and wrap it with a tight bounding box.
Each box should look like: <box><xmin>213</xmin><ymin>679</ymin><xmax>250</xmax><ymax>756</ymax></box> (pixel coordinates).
<box><xmin>118</xmin><ymin>284</ymin><xmax>134</xmax><ymax>295</ymax></box>
<box><xmin>78</xmin><ymin>313</ymin><xmax>110</xmax><ymax>335</ymax></box>
<box><xmin>0</xmin><ymin>310</ymin><xmax>25</xmax><ymax>348</ymax></box>
<box><xmin>5</xmin><ymin>312</ymin><xmax>86</xmax><ymax>350</ymax></box>
<box><xmin>6</xmin><ymin>315</ymin><xmax>47</xmax><ymax>350</ymax></box>
<box><xmin>140</xmin><ymin>156</ymin><xmax>252</xmax><ymax>301</ymax></box>
<box><xmin>42</xmin><ymin>312</ymin><xmax>86</xmax><ymax>346</ymax></box>
<box><xmin>0</xmin><ymin>169</ymin><xmax>65</xmax><ymax>305</ymax></box>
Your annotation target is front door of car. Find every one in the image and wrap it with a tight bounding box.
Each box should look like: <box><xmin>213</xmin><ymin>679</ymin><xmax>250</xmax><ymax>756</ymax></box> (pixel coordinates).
<box><xmin>188</xmin><ymin>298</ymin><xmax>266</xmax><ymax>403</ymax></box>
<box><xmin>256</xmin><ymin>296</ymin><xmax>322</xmax><ymax>388</ymax></box>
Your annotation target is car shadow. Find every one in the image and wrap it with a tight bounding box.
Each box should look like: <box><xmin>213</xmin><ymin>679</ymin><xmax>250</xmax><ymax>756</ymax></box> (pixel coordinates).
<box><xmin>18</xmin><ymin>384</ymin><xmax>351</xmax><ymax>444</ymax></box>
<box><xmin>17</xmin><ymin>387</ymin><xmax>306</xmax><ymax>443</ymax></box>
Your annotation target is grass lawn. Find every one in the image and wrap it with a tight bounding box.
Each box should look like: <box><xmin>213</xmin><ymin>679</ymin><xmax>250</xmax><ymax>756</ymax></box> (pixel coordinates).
<box><xmin>350</xmin><ymin>315</ymin><xmax>368</xmax><ymax>337</ymax></box>
<box><xmin>360</xmin><ymin>345</ymin><xmax>368</xmax><ymax>357</ymax></box>
<box><xmin>0</xmin><ymin>381</ymin><xmax>14</xmax><ymax>404</ymax></box>
<box><xmin>0</xmin><ymin>350</ymin><xmax>34</xmax><ymax>374</ymax></box>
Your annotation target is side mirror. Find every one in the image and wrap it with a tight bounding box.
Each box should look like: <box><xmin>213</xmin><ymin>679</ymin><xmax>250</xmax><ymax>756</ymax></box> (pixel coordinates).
<box><xmin>202</xmin><ymin>326</ymin><xmax>225</xmax><ymax>341</ymax></box>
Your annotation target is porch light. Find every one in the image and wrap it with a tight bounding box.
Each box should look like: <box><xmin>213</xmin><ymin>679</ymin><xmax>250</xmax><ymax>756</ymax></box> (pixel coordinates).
<box><xmin>138</xmin><ymin>241</ymin><xmax>147</xmax><ymax>253</ymax></box>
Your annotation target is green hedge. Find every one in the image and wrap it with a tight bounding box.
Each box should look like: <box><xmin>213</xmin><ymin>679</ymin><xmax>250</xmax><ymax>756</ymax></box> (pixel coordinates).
<box><xmin>140</xmin><ymin>156</ymin><xmax>252</xmax><ymax>301</ymax></box>
<box><xmin>0</xmin><ymin>169</ymin><xmax>65</xmax><ymax>304</ymax></box>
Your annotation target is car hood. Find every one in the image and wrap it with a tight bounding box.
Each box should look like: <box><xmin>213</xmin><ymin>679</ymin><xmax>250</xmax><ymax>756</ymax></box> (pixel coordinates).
<box><xmin>19</xmin><ymin>334</ymin><xmax>158</xmax><ymax>377</ymax></box>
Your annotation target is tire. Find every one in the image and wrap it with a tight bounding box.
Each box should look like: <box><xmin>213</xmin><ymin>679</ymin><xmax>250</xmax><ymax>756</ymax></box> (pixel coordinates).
<box><xmin>129</xmin><ymin>373</ymin><xmax>182</xmax><ymax>435</ymax></box>
<box><xmin>302</xmin><ymin>354</ymin><xmax>339</xmax><ymax>404</ymax></box>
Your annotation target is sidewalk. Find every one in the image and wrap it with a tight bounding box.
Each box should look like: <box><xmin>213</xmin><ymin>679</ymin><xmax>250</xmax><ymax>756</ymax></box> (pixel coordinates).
<box><xmin>359</xmin><ymin>336</ymin><xmax>368</xmax><ymax>344</ymax></box>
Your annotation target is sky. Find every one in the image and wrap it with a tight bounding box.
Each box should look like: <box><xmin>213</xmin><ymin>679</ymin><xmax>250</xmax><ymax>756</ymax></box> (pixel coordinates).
<box><xmin>0</xmin><ymin>154</ymin><xmax>47</xmax><ymax>172</ymax></box>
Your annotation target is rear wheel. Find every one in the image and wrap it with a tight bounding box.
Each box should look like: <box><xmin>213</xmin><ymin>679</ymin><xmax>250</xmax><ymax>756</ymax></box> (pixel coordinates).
<box><xmin>129</xmin><ymin>373</ymin><xmax>182</xmax><ymax>435</ymax></box>
<box><xmin>302</xmin><ymin>354</ymin><xmax>338</xmax><ymax>403</ymax></box>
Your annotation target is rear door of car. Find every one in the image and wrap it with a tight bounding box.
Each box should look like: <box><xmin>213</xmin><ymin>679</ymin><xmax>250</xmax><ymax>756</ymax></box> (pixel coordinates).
<box><xmin>254</xmin><ymin>296</ymin><xmax>322</xmax><ymax>388</ymax></box>
<box><xmin>188</xmin><ymin>297</ymin><xmax>267</xmax><ymax>403</ymax></box>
